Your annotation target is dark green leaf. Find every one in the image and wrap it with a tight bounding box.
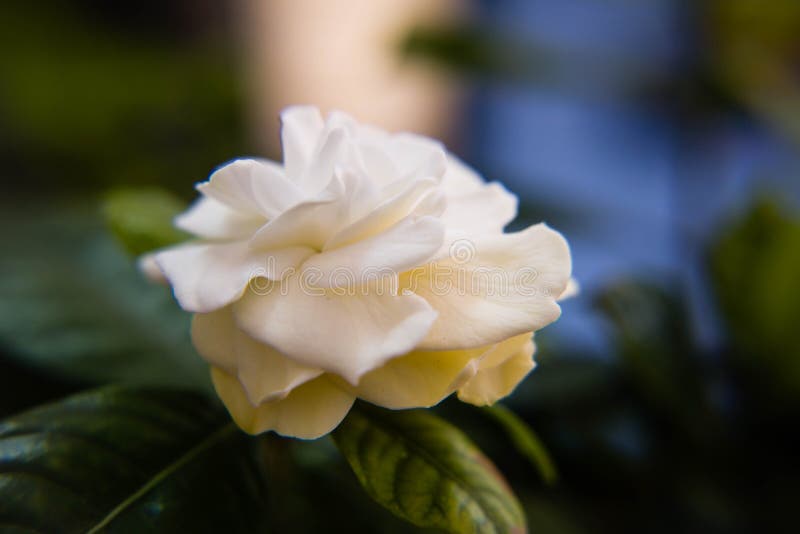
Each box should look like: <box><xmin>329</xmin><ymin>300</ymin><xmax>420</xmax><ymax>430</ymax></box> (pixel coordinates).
<box><xmin>594</xmin><ymin>282</ymin><xmax>700</xmax><ymax>407</ymax></box>
<box><xmin>481</xmin><ymin>404</ymin><xmax>558</xmax><ymax>486</ymax></box>
<box><xmin>332</xmin><ymin>403</ymin><xmax>527</xmax><ymax>534</ymax></box>
<box><xmin>104</xmin><ymin>187</ymin><xmax>189</xmax><ymax>256</ymax></box>
<box><xmin>0</xmin><ymin>198</ymin><xmax>209</xmax><ymax>390</ymax></box>
<box><xmin>709</xmin><ymin>201</ymin><xmax>800</xmax><ymax>395</ymax></box>
<box><xmin>0</xmin><ymin>387</ymin><xmax>268</xmax><ymax>532</ymax></box>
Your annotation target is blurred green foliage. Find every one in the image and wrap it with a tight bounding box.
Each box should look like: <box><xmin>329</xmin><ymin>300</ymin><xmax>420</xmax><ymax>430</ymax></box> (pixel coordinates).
<box><xmin>0</xmin><ymin>1</ymin><xmax>247</xmax><ymax>194</ymax></box>
<box><xmin>710</xmin><ymin>202</ymin><xmax>800</xmax><ymax>397</ymax></box>
<box><xmin>104</xmin><ymin>187</ymin><xmax>191</xmax><ymax>256</ymax></box>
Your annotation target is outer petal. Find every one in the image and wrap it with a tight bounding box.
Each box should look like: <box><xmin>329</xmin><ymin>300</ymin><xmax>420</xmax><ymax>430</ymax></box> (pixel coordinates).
<box><xmin>155</xmin><ymin>242</ymin><xmax>315</xmax><ymax>313</ymax></box>
<box><xmin>442</xmin><ymin>182</ymin><xmax>518</xmax><ymax>234</ymax></box>
<box><xmin>302</xmin><ymin>215</ymin><xmax>445</xmax><ymax>289</ymax></box>
<box><xmin>232</xmin><ymin>279</ymin><xmax>438</xmax><ymax>385</ymax></box>
<box><xmin>192</xmin><ymin>308</ymin><xmax>322</xmax><ymax>404</ymax></box>
<box><xmin>387</xmin><ymin>133</ymin><xmax>448</xmax><ymax>180</ymax></box>
<box><xmin>356</xmin><ymin>345</ymin><xmax>486</xmax><ymax>409</ymax></box>
<box><xmin>559</xmin><ymin>278</ymin><xmax>580</xmax><ymax>300</ymax></box>
<box><xmin>404</xmin><ymin>223</ymin><xmax>571</xmax><ymax>350</ymax></box>
<box><xmin>138</xmin><ymin>253</ymin><xmax>167</xmax><ymax>284</ymax></box>
<box><xmin>175</xmin><ymin>197</ymin><xmax>264</xmax><ymax>240</ymax></box>
<box><xmin>441</xmin><ymin>153</ymin><xmax>485</xmax><ymax>194</ymax></box>
<box><xmin>212</xmin><ymin>367</ymin><xmax>355</xmax><ymax>439</ymax></box>
<box><xmin>457</xmin><ymin>335</ymin><xmax>536</xmax><ymax>406</ymax></box>
<box><xmin>190</xmin><ymin>307</ymin><xmax>239</xmax><ymax>372</ymax></box>
<box><xmin>199</xmin><ymin>159</ymin><xmax>303</xmax><ymax>218</ymax></box>
<box><xmin>281</xmin><ymin>106</ymin><xmax>325</xmax><ymax>180</ymax></box>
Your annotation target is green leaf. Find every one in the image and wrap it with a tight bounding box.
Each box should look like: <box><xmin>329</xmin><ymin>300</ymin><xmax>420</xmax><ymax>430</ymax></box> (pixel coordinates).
<box><xmin>709</xmin><ymin>201</ymin><xmax>800</xmax><ymax>395</ymax></box>
<box><xmin>0</xmin><ymin>198</ymin><xmax>209</xmax><ymax>390</ymax></box>
<box><xmin>593</xmin><ymin>282</ymin><xmax>701</xmax><ymax>407</ymax></box>
<box><xmin>481</xmin><ymin>404</ymin><xmax>558</xmax><ymax>486</ymax></box>
<box><xmin>332</xmin><ymin>403</ymin><xmax>527</xmax><ymax>534</ymax></box>
<box><xmin>104</xmin><ymin>187</ymin><xmax>190</xmax><ymax>256</ymax></box>
<box><xmin>0</xmin><ymin>387</ymin><xmax>268</xmax><ymax>532</ymax></box>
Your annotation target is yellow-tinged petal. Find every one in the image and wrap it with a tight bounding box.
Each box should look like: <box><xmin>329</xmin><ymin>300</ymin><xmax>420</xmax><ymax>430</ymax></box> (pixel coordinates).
<box><xmin>356</xmin><ymin>345</ymin><xmax>485</xmax><ymax>409</ymax></box>
<box><xmin>404</xmin><ymin>223</ymin><xmax>571</xmax><ymax>350</ymax></box>
<box><xmin>457</xmin><ymin>335</ymin><xmax>536</xmax><ymax>406</ymax></box>
<box><xmin>193</xmin><ymin>309</ymin><xmax>322</xmax><ymax>404</ymax></box>
<box><xmin>233</xmin><ymin>279</ymin><xmax>438</xmax><ymax>385</ymax></box>
<box><xmin>211</xmin><ymin>367</ymin><xmax>355</xmax><ymax>439</ymax></box>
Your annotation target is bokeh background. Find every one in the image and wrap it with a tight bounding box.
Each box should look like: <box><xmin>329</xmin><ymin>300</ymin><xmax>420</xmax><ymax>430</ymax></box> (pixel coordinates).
<box><xmin>2</xmin><ymin>1</ymin><xmax>800</xmax><ymax>532</ymax></box>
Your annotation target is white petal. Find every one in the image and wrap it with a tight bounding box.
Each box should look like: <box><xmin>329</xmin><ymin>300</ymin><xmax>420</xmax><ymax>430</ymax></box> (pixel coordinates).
<box><xmin>138</xmin><ymin>253</ymin><xmax>167</xmax><ymax>284</ymax></box>
<box><xmin>281</xmin><ymin>106</ymin><xmax>325</xmax><ymax>180</ymax></box>
<box><xmin>249</xmin><ymin>175</ymin><xmax>349</xmax><ymax>251</ymax></box>
<box><xmin>212</xmin><ymin>367</ymin><xmax>355</xmax><ymax>439</ymax></box>
<box><xmin>323</xmin><ymin>177</ymin><xmax>442</xmax><ymax>250</ymax></box>
<box><xmin>192</xmin><ymin>308</ymin><xmax>322</xmax><ymax>404</ymax></box>
<box><xmin>441</xmin><ymin>153</ymin><xmax>485</xmax><ymax>194</ymax></box>
<box><xmin>352</xmin><ymin>142</ymin><xmax>399</xmax><ymax>185</ymax></box>
<box><xmin>303</xmin><ymin>215</ymin><xmax>445</xmax><ymax>289</ymax></box>
<box><xmin>298</xmin><ymin>127</ymin><xmax>347</xmax><ymax>194</ymax></box>
<box><xmin>559</xmin><ymin>278</ymin><xmax>580</xmax><ymax>300</ymax></box>
<box><xmin>442</xmin><ymin>182</ymin><xmax>518</xmax><ymax>234</ymax></box>
<box><xmin>235</xmin><ymin>333</ymin><xmax>323</xmax><ymax>405</ymax></box>
<box><xmin>175</xmin><ymin>197</ymin><xmax>264</xmax><ymax>240</ymax></box>
<box><xmin>155</xmin><ymin>241</ymin><xmax>315</xmax><ymax>313</ymax></box>
<box><xmin>457</xmin><ymin>335</ymin><xmax>536</xmax><ymax>406</ymax></box>
<box><xmin>405</xmin><ymin>223</ymin><xmax>571</xmax><ymax>350</ymax></box>
<box><xmin>190</xmin><ymin>308</ymin><xmax>238</xmax><ymax>372</ymax></box>
<box><xmin>199</xmin><ymin>159</ymin><xmax>303</xmax><ymax>218</ymax></box>
<box><xmin>388</xmin><ymin>133</ymin><xmax>447</xmax><ymax>180</ymax></box>
<box><xmin>232</xmin><ymin>278</ymin><xmax>438</xmax><ymax>384</ymax></box>
<box><xmin>356</xmin><ymin>345</ymin><xmax>485</xmax><ymax>409</ymax></box>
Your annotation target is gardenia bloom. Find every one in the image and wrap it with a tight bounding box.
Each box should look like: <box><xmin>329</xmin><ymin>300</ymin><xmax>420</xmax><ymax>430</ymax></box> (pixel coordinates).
<box><xmin>148</xmin><ymin>106</ymin><xmax>572</xmax><ymax>439</ymax></box>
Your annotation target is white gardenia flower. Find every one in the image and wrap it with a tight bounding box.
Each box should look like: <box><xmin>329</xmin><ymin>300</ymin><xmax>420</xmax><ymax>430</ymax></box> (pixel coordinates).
<box><xmin>148</xmin><ymin>106</ymin><xmax>573</xmax><ymax>439</ymax></box>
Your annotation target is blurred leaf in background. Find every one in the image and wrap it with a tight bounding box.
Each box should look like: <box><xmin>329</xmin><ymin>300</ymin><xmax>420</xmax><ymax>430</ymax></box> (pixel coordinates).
<box><xmin>0</xmin><ymin>198</ymin><xmax>209</xmax><ymax>393</ymax></box>
<box><xmin>0</xmin><ymin>1</ymin><xmax>247</xmax><ymax>195</ymax></box>
<box><xmin>710</xmin><ymin>201</ymin><xmax>800</xmax><ymax>398</ymax></box>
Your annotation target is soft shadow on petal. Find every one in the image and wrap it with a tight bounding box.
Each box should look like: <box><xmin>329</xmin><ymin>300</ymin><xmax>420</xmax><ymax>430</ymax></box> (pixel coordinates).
<box><xmin>138</xmin><ymin>253</ymin><xmax>167</xmax><ymax>284</ymax></box>
<box><xmin>356</xmin><ymin>345</ymin><xmax>485</xmax><ymax>409</ymax></box>
<box><xmin>298</xmin><ymin>127</ymin><xmax>348</xmax><ymax>195</ymax></box>
<box><xmin>199</xmin><ymin>159</ymin><xmax>303</xmax><ymax>218</ymax></box>
<box><xmin>559</xmin><ymin>278</ymin><xmax>580</xmax><ymax>300</ymax></box>
<box><xmin>211</xmin><ymin>367</ymin><xmax>355</xmax><ymax>439</ymax></box>
<box><xmin>191</xmin><ymin>307</ymin><xmax>239</xmax><ymax>372</ymax></box>
<box><xmin>192</xmin><ymin>308</ymin><xmax>322</xmax><ymax>404</ymax></box>
<box><xmin>442</xmin><ymin>182</ymin><xmax>518</xmax><ymax>234</ymax></box>
<box><xmin>441</xmin><ymin>153</ymin><xmax>486</xmax><ymax>194</ymax></box>
<box><xmin>281</xmin><ymin>106</ymin><xmax>325</xmax><ymax>180</ymax></box>
<box><xmin>406</xmin><ymin>223</ymin><xmax>571</xmax><ymax>350</ymax></box>
<box><xmin>249</xmin><ymin>174</ymin><xmax>349</xmax><ymax>251</ymax></box>
<box><xmin>387</xmin><ymin>133</ymin><xmax>447</xmax><ymax>180</ymax></box>
<box><xmin>303</xmin><ymin>215</ymin><xmax>445</xmax><ymax>289</ymax></box>
<box><xmin>155</xmin><ymin>242</ymin><xmax>315</xmax><ymax>313</ymax></box>
<box><xmin>457</xmin><ymin>335</ymin><xmax>536</xmax><ymax>406</ymax></box>
<box><xmin>323</xmin><ymin>177</ymin><xmax>443</xmax><ymax>250</ymax></box>
<box><xmin>175</xmin><ymin>197</ymin><xmax>265</xmax><ymax>240</ymax></box>
<box><xmin>232</xmin><ymin>279</ymin><xmax>438</xmax><ymax>385</ymax></box>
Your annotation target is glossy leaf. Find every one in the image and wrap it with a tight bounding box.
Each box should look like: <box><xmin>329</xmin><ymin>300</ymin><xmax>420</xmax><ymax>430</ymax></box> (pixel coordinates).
<box><xmin>104</xmin><ymin>187</ymin><xmax>189</xmax><ymax>256</ymax></box>
<box><xmin>0</xmin><ymin>387</ymin><xmax>268</xmax><ymax>532</ymax></box>
<box><xmin>332</xmin><ymin>403</ymin><xmax>527</xmax><ymax>534</ymax></box>
<box><xmin>0</xmin><ymin>199</ymin><xmax>209</xmax><ymax>390</ymax></box>
<box><xmin>482</xmin><ymin>404</ymin><xmax>558</xmax><ymax>486</ymax></box>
